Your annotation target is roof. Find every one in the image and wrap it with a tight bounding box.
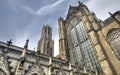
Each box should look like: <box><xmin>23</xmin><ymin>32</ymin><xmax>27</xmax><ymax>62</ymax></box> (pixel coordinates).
<box><xmin>103</xmin><ymin>10</ymin><xmax>120</xmax><ymax>25</ymax></box>
<box><xmin>103</xmin><ymin>16</ymin><xmax>114</xmax><ymax>25</ymax></box>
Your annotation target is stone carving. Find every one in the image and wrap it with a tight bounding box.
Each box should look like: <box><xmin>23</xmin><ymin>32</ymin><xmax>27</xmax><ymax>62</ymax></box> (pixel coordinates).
<box><xmin>26</xmin><ymin>55</ymin><xmax>44</xmax><ymax>75</ymax></box>
<box><xmin>0</xmin><ymin>49</ymin><xmax>10</xmax><ymax>75</ymax></box>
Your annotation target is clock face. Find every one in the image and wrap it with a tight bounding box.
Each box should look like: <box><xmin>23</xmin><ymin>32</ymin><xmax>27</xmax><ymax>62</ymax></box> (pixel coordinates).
<box><xmin>115</xmin><ymin>15</ymin><xmax>120</xmax><ymax>22</ymax></box>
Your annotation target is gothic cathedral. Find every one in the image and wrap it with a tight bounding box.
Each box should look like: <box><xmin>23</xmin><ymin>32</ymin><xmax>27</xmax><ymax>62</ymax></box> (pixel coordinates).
<box><xmin>0</xmin><ymin>1</ymin><xmax>120</xmax><ymax>75</ymax></box>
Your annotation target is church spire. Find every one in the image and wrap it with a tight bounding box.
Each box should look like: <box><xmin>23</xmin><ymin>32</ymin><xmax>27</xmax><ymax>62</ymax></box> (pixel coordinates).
<box><xmin>21</xmin><ymin>39</ymin><xmax>29</xmax><ymax>57</ymax></box>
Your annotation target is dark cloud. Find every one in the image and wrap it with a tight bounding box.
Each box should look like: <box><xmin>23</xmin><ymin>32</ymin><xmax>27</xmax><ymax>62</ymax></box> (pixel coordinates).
<box><xmin>0</xmin><ymin>0</ymin><xmax>119</xmax><ymax>56</ymax></box>
<box><xmin>0</xmin><ymin>0</ymin><xmax>83</xmax><ymax>55</ymax></box>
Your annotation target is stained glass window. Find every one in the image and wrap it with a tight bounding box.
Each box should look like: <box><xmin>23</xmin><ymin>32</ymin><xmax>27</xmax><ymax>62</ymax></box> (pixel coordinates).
<box><xmin>68</xmin><ymin>17</ymin><xmax>102</xmax><ymax>73</ymax></box>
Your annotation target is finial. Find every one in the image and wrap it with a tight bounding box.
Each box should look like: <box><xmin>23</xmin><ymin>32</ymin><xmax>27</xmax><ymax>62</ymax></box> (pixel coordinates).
<box><xmin>108</xmin><ymin>11</ymin><xmax>112</xmax><ymax>16</ymax></box>
<box><xmin>69</xmin><ymin>5</ymin><xmax>71</xmax><ymax>8</ymax></box>
<box><xmin>59</xmin><ymin>17</ymin><xmax>63</xmax><ymax>21</ymax></box>
<box><xmin>91</xmin><ymin>11</ymin><xmax>95</xmax><ymax>15</ymax></box>
<box><xmin>78</xmin><ymin>1</ymin><xmax>81</xmax><ymax>4</ymax></box>
<box><xmin>24</xmin><ymin>39</ymin><xmax>29</xmax><ymax>49</ymax></box>
<box><xmin>7</xmin><ymin>39</ymin><xmax>12</xmax><ymax>46</ymax></box>
<box><xmin>59</xmin><ymin>17</ymin><xmax>62</xmax><ymax>19</ymax></box>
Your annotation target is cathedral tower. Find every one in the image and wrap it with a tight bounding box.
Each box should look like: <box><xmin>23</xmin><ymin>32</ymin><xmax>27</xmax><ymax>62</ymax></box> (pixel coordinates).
<box><xmin>58</xmin><ymin>17</ymin><xmax>69</xmax><ymax>60</ymax></box>
<box><xmin>37</xmin><ymin>25</ymin><xmax>54</xmax><ymax>56</ymax></box>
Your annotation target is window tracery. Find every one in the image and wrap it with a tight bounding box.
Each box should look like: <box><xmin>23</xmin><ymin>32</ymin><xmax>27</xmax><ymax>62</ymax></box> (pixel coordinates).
<box><xmin>107</xmin><ymin>28</ymin><xmax>120</xmax><ymax>59</ymax></box>
<box><xmin>68</xmin><ymin>16</ymin><xmax>102</xmax><ymax>73</ymax></box>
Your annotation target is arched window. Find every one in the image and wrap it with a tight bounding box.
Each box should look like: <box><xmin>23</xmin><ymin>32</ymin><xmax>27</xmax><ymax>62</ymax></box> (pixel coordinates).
<box><xmin>47</xmin><ymin>42</ymin><xmax>50</xmax><ymax>49</ymax></box>
<box><xmin>107</xmin><ymin>28</ymin><xmax>120</xmax><ymax>59</ymax></box>
<box><xmin>67</xmin><ymin>16</ymin><xmax>102</xmax><ymax>73</ymax></box>
<box><xmin>47</xmin><ymin>42</ymin><xmax>52</xmax><ymax>56</ymax></box>
<box><xmin>0</xmin><ymin>69</ymin><xmax>6</xmax><ymax>75</ymax></box>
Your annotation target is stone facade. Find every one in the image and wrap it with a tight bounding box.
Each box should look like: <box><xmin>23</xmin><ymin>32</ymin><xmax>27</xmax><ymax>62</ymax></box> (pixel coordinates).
<box><xmin>58</xmin><ymin>1</ymin><xmax>120</xmax><ymax>75</ymax></box>
<box><xmin>0</xmin><ymin>40</ymin><xmax>95</xmax><ymax>75</ymax></box>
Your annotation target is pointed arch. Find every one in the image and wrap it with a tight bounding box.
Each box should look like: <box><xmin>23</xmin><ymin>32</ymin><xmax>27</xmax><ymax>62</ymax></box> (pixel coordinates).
<box><xmin>25</xmin><ymin>62</ymin><xmax>45</xmax><ymax>75</ymax></box>
<box><xmin>66</xmin><ymin>15</ymin><xmax>102</xmax><ymax>72</ymax></box>
<box><xmin>47</xmin><ymin>42</ymin><xmax>50</xmax><ymax>55</ymax></box>
<box><xmin>107</xmin><ymin>28</ymin><xmax>120</xmax><ymax>42</ymax></box>
<box><xmin>106</xmin><ymin>28</ymin><xmax>120</xmax><ymax>59</ymax></box>
<box><xmin>31</xmin><ymin>73</ymin><xmax>38</xmax><ymax>75</ymax></box>
<box><xmin>47</xmin><ymin>42</ymin><xmax>50</xmax><ymax>49</ymax></box>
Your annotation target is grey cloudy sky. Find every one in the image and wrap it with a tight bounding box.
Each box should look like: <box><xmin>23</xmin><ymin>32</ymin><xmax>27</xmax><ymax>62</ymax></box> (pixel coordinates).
<box><xmin>0</xmin><ymin>0</ymin><xmax>120</xmax><ymax>56</ymax></box>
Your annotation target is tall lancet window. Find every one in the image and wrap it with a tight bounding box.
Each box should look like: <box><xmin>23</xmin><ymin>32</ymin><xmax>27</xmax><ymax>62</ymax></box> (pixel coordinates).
<box><xmin>107</xmin><ymin>28</ymin><xmax>120</xmax><ymax>59</ymax></box>
<box><xmin>47</xmin><ymin>42</ymin><xmax>51</xmax><ymax>56</ymax></box>
<box><xmin>67</xmin><ymin>16</ymin><xmax>102</xmax><ymax>73</ymax></box>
